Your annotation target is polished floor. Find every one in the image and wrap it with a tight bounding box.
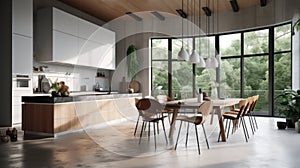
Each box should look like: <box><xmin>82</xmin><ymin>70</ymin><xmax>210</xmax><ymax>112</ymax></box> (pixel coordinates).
<box><xmin>1</xmin><ymin>116</ymin><xmax>300</xmax><ymax>168</ymax></box>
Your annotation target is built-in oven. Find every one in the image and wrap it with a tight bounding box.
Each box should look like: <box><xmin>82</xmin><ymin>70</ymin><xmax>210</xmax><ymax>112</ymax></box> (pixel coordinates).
<box><xmin>12</xmin><ymin>74</ymin><xmax>32</xmax><ymax>90</ymax></box>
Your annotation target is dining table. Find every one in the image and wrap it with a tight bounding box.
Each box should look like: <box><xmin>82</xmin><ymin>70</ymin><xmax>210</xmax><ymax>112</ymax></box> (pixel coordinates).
<box><xmin>164</xmin><ymin>98</ymin><xmax>243</xmax><ymax>142</ymax></box>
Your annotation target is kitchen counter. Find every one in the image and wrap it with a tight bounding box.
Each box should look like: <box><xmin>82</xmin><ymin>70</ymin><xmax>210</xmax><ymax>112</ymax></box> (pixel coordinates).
<box><xmin>22</xmin><ymin>93</ymin><xmax>142</xmax><ymax>136</ymax></box>
<box><xmin>22</xmin><ymin>92</ymin><xmax>141</xmax><ymax>103</ymax></box>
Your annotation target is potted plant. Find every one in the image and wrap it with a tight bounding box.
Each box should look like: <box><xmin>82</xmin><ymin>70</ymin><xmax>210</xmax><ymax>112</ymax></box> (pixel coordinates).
<box><xmin>49</xmin><ymin>78</ymin><xmax>60</xmax><ymax>97</ymax></box>
<box><xmin>275</xmin><ymin>89</ymin><xmax>300</xmax><ymax>129</ymax></box>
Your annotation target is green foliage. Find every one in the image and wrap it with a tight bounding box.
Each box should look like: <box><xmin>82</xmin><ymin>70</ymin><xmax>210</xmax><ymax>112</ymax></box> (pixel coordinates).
<box><xmin>294</xmin><ymin>19</ymin><xmax>300</xmax><ymax>32</ymax></box>
<box><xmin>49</xmin><ymin>78</ymin><xmax>59</xmax><ymax>92</ymax></box>
<box><xmin>127</xmin><ymin>45</ymin><xmax>139</xmax><ymax>81</ymax></box>
<box><xmin>275</xmin><ymin>89</ymin><xmax>300</xmax><ymax>122</ymax></box>
<box><xmin>151</xmin><ymin>23</ymin><xmax>292</xmax><ymax>110</ymax></box>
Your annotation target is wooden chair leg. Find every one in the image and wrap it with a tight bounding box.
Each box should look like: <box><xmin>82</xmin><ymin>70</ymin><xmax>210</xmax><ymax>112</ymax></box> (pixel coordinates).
<box><xmin>218</xmin><ymin>118</ymin><xmax>225</xmax><ymax>142</ymax></box>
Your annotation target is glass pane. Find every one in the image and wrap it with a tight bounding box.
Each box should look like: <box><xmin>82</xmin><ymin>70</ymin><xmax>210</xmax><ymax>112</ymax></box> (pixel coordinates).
<box><xmin>195</xmin><ymin>36</ymin><xmax>215</xmax><ymax>58</ymax></box>
<box><xmin>275</xmin><ymin>24</ymin><xmax>292</xmax><ymax>52</ymax></box>
<box><xmin>219</xmin><ymin>58</ymin><xmax>241</xmax><ymax>98</ymax></box>
<box><xmin>172</xmin><ymin>61</ymin><xmax>193</xmax><ymax>100</ymax></box>
<box><xmin>219</xmin><ymin>33</ymin><xmax>241</xmax><ymax>57</ymax></box>
<box><xmin>152</xmin><ymin>61</ymin><xmax>168</xmax><ymax>97</ymax></box>
<box><xmin>244</xmin><ymin>29</ymin><xmax>269</xmax><ymax>55</ymax></box>
<box><xmin>274</xmin><ymin>52</ymin><xmax>292</xmax><ymax>116</ymax></box>
<box><xmin>152</xmin><ymin>39</ymin><xmax>168</xmax><ymax>60</ymax></box>
<box><xmin>172</xmin><ymin>38</ymin><xmax>193</xmax><ymax>59</ymax></box>
<box><xmin>196</xmin><ymin>68</ymin><xmax>218</xmax><ymax>99</ymax></box>
<box><xmin>244</xmin><ymin>56</ymin><xmax>269</xmax><ymax>115</ymax></box>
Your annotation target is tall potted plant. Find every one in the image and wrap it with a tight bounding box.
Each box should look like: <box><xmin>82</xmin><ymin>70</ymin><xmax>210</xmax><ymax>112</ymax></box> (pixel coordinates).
<box><xmin>275</xmin><ymin>89</ymin><xmax>300</xmax><ymax>128</ymax></box>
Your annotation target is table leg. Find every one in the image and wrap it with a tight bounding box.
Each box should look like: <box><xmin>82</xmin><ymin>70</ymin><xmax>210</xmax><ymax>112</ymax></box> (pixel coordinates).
<box><xmin>168</xmin><ymin>108</ymin><xmax>179</xmax><ymax>140</ymax></box>
<box><xmin>216</xmin><ymin>107</ymin><xmax>226</xmax><ymax>142</ymax></box>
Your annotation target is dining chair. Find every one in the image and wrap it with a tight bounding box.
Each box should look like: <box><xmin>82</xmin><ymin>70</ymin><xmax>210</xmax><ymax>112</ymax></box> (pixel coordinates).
<box><xmin>249</xmin><ymin>95</ymin><xmax>259</xmax><ymax>130</ymax></box>
<box><xmin>136</xmin><ymin>98</ymin><xmax>168</xmax><ymax>149</ymax></box>
<box><xmin>228</xmin><ymin>96</ymin><xmax>258</xmax><ymax>135</ymax></box>
<box><xmin>174</xmin><ymin>101</ymin><xmax>213</xmax><ymax>155</ymax></box>
<box><xmin>218</xmin><ymin>99</ymin><xmax>250</xmax><ymax>142</ymax></box>
<box><xmin>134</xmin><ymin>96</ymin><xmax>172</xmax><ymax>136</ymax></box>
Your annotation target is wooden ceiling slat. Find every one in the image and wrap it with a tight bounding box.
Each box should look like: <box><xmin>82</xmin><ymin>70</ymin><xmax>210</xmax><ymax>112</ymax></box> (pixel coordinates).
<box><xmin>59</xmin><ymin>0</ymin><xmax>270</xmax><ymax>22</ymax></box>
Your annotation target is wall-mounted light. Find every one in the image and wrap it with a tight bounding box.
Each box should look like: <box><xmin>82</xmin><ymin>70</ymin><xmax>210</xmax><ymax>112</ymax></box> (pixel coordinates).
<box><xmin>126</xmin><ymin>12</ymin><xmax>142</xmax><ymax>21</ymax></box>
<box><xmin>230</xmin><ymin>0</ymin><xmax>239</xmax><ymax>12</ymax></box>
<box><xmin>202</xmin><ymin>7</ymin><xmax>211</xmax><ymax>16</ymax></box>
<box><xmin>151</xmin><ymin>11</ymin><xmax>165</xmax><ymax>21</ymax></box>
<box><xmin>175</xmin><ymin>9</ymin><xmax>187</xmax><ymax>18</ymax></box>
<box><xmin>260</xmin><ymin>0</ymin><xmax>267</xmax><ymax>7</ymax></box>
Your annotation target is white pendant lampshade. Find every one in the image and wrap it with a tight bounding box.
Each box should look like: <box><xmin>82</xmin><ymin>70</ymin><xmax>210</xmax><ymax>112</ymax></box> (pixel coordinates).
<box><xmin>178</xmin><ymin>46</ymin><xmax>189</xmax><ymax>61</ymax></box>
<box><xmin>205</xmin><ymin>58</ymin><xmax>213</xmax><ymax>68</ymax></box>
<box><xmin>197</xmin><ymin>56</ymin><xmax>206</xmax><ymax>67</ymax></box>
<box><xmin>211</xmin><ymin>57</ymin><xmax>219</xmax><ymax>68</ymax></box>
<box><xmin>189</xmin><ymin>50</ymin><xmax>200</xmax><ymax>63</ymax></box>
<box><xmin>206</xmin><ymin>57</ymin><xmax>219</xmax><ymax>68</ymax></box>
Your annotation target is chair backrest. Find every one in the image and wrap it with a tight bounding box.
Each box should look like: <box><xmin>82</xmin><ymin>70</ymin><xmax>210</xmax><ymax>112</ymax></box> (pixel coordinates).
<box><xmin>237</xmin><ymin>99</ymin><xmax>249</xmax><ymax>118</ymax></box>
<box><xmin>135</xmin><ymin>98</ymin><xmax>164</xmax><ymax>118</ymax></box>
<box><xmin>197</xmin><ymin>101</ymin><xmax>213</xmax><ymax>124</ymax></box>
<box><xmin>249</xmin><ymin>95</ymin><xmax>259</xmax><ymax>111</ymax></box>
<box><xmin>243</xmin><ymin>96</ymin><xmax>255</xmax><ymax>116</ymax></box>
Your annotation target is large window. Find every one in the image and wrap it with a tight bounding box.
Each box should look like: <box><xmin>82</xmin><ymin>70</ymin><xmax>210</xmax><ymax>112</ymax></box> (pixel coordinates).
<box><xmin>151</xmin><ymin>22</ymin><xmax>292</xmax><ymax>117</ymax></box>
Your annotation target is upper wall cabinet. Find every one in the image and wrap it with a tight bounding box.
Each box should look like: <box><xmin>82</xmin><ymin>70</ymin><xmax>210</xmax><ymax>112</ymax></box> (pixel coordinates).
<box><xmin>36</xmin><ymin>7</ymin><xmax>115</xmax><ymax>70</ymax></box>
<box><xmin>12</xmin><ymin>0</ymin><xmax>33</xmax><ymax>74</ymax></box>
<box><xmin>12</xmin><ymin>0</ymin><xmax>33</xmax><ymax>37</ymax></box>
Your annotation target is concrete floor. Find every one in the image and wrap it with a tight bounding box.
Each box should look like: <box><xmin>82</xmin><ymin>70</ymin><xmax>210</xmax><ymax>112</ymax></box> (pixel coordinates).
<box><xmin>1</xmin><ymin>116</ymin><xmax>300</xmax><ymax>168</ymax></box>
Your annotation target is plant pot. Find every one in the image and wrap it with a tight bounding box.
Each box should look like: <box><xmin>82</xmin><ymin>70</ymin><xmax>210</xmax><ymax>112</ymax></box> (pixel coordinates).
<box><xmin>286</xmin><ymin>118</ymin><xmax>295</xmax><ymax>128</ymax></box>
<box><xmin>277</xmin><ymin>121</ymin><xmax>287</xmax><ymax>130</ymax></box>
<box><xmin>51</xmin><ymin>91</ymin><xmax>59</xmax><ymax>97</ymax></box>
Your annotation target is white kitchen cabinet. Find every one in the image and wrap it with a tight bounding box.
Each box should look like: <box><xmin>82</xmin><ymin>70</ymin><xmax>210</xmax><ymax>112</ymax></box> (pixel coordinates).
<box><xmin>12</xmin><ymin>0</ymin><xmax>33</xmax><ymax>37</ymax></box>
<box><xmin>12</xmin><ymin>89</ymin><xmax>32</xmax><ymax>125</ymax></box>
<box><xmin>12</xmin><ymin>34</ymin><xmax>33</xmax><ymax>74</ymax></box>
<box><xmin>53</xmin><ymin>30</ymin><xmax>78</xmax><ymax>64</ymax></box>
<box><xmin>36</xmin><ymin>7</ymin><xmax>115</xmax><ymax>70</ymax></box>
<box><xmin>53</xmin><ymin>8</ymin><xmax>78</xmax><ymax>36</ymax></box>
<box><xmin>77</xmin><ymin>17</ymin><xmax>98</xmax><ymax>40</ymax></box>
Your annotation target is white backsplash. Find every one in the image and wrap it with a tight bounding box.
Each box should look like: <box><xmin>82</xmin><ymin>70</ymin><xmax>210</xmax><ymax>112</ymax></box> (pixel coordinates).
<box><xmin>33</xmin><ymin>61</ymin><xmax>110</xmax><ymax>92</ymax></box>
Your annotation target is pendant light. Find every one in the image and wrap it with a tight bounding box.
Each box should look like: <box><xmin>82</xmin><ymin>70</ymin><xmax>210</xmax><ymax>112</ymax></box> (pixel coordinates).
<box><xmin>177</xmin><ymin>0</ymin><xmax>189</xmax><ymax>61</ymax></box>
<box><xmin>197</xmin><ymin>0</ymin><xmax>206</xmax><ymax>67</ymax></box>
<box><xmin>205</xmin><ymin>0</ymin><xmax>218</xmax><ymax>68</ymax></box>
<box><xmin>189</xmin><ymin>0</ymin><xmax>200</xmax><ymax>63</ymax></box>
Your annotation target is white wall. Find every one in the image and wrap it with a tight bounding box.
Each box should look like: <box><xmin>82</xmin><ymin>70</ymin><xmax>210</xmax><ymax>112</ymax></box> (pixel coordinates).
<box><xmin>107</xmin><ymin>0</ymin><xmax>300</xmax><ymax>96</ymax></box>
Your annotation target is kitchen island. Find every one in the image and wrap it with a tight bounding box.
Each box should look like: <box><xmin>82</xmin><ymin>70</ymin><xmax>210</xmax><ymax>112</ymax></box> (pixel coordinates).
<box><xmin>22</xmin><ymin>93</ymin><xmax>142</xmax><ymax>136</ymax></box>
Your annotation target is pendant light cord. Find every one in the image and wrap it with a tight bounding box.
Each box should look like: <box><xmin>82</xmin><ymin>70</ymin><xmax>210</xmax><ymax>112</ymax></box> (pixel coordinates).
<box><xmin>181</xmin><ymin>0</ymin><xmax>184</xmax><ymax>46</ymax></box>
